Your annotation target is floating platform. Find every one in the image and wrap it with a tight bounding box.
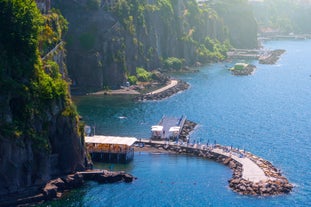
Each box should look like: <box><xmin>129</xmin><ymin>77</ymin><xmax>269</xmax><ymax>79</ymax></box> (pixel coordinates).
<box><xmin>85</xmin><ymin>136</ymin><xmax>137</xmax><ymax>163</ymax></box>
<box><xmin>151</xmin><ymin>115</ymin><xmax>186</xmax><ymax>140</ymax></box>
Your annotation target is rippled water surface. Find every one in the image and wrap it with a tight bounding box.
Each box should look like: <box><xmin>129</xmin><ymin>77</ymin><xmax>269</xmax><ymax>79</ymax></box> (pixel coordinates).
<box><xmin>47</xmin><ymin>40</ymin><xmax>311</xmax><ymax>206</ymax></box>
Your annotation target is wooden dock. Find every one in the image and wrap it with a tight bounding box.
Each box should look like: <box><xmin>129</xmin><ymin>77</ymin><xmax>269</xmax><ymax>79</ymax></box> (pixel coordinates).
<box><xmin>85</xmin><ymin>136</ymin><xmax>137</xmax><ymax>163</ymax></box>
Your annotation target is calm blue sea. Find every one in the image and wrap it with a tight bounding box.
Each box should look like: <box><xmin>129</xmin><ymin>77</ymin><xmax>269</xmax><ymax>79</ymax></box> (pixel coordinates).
<box><xmin>45</xmin><ymin>40</ymin><xmax>311</xmax><ymax>206</ymax></box>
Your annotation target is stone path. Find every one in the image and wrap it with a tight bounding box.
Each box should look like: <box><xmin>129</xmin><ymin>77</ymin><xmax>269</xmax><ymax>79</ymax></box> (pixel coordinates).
<box><xmin>212</xmin><ymin>148</ymin><xmax>268</xmax><ymax>183</ymax></box>
<box><xmin>146</xmin><ymin>80</ymin><xmax>178</xmax><ymax>95</ymax></box>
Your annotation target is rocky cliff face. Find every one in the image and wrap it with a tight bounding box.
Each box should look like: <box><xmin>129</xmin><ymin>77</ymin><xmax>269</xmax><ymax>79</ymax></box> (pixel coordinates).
<box><xmin>0</xmin><ymin>1</ymin><xmax>86</xmax><ymax>197</ymax></box>
<box><xmin>54</xmin><ymin>0</ymin><xmax>257</xmax><ymax>93</ymax></box>
<box><xmin>213</xmin><ymin>0</ymin><xmax>258</xmax><ymax>49</ymax></box>
<box><xmin>0</xmin><ymin>47</ymin><xmax>86</xmax><ymax>197</ymax></box>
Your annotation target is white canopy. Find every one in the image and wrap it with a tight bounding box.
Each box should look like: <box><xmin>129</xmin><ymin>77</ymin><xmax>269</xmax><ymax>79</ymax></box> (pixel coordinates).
<box><xmin>169</xmin><ymin>126</ymin><xmax>181</xmax><ymax>132</ymax></box>
<box><xmin>85</xmin><ymin>136</ymin><xmax>137</xmax><ymax>146</ymax></box>
<box><xmin>151</xmin><ymin>125</ymin><xmax>163</xmax><ymax>132</ymax></box>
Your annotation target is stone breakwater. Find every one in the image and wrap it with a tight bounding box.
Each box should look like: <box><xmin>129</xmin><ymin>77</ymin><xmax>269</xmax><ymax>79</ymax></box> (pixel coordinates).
<box><xmin>259</xmin><ymin>49</ymin><xmax>286</xmax><ymax>64</ymax></box>
<box><xmin>138</xmin><ymin>141</ymin><xmax>293</xmax><ymax>196</ymax></box>
<box><xmin>1</xmin><ymin>170</ymin><xmax>136</xmax><ymax>206</ymax></box>
<box><xmin>134</xmin><ymin>80</ymin><xmax>189</xmax><ymax>101</ymax></box>
<box><xmin>179</xmin><ymin>119</ymin><xmax>197</xmax><ymax>141</ymax></box>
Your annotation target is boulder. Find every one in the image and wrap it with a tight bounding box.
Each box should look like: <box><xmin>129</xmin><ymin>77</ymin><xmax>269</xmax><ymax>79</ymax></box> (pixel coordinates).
<box><xmin>223</xmin><ymin>158</ymin><xmax>232</xmax><ymax>165</ymax></box>
<box><xmin>62</xmin><ymin>173</ymin><xmax>84</xmax><ymax>188</ymax></box>
<box><xmin>50</xmin><ymin>178</ymin><xmax>66</xmax><ymax>191</ymax></box>
<box><xmin>228</xmin><ymin>161</ymin><xmax>237</xmax><ymax>169</ymax></box>
<box><xmin>123</xmin><ymin>173</ymin><xmax>136</xmax><ymax>183</ymax></box>
<box><xmin>42</xmin><ymin>183</ymin><xmax>58</xmax><ymax>200</ymax></box>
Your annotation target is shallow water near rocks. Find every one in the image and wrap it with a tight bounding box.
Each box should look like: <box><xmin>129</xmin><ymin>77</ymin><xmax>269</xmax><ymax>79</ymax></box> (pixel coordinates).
<box><xmin>46</xmin><ymin>40</ymin><xmax>311</xmax><ymax>207</ymax></box>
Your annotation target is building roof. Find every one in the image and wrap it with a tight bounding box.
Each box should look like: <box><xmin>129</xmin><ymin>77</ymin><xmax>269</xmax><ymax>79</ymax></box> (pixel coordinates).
<box><xmin>85</xmin><ymin>136</ymin><xmax>137</xmax><ymax>146</ymax></box>
<box><xmin>151</xmin><ymin>125</ymin><xmax>164</xmax><ymax>132</ymax></box>
<box><xmin>169</xmin><ymin>126</ymin><xmax>181</xmax><ymax>132</ymax></box>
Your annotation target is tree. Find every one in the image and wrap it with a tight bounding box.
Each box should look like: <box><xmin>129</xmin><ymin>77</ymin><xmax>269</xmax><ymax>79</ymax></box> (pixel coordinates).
<box><xmin>0</xmin><ymin>0</ymin><xmax>43</xmax><ymax>87</ymax></box>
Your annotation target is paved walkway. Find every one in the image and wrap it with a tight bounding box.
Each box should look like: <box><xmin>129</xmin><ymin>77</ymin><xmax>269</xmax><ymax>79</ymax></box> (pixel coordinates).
<box><xmin>212</xmin><ymin>148</ymin><xmax>268</xmax><ymax>183</ymax></box>
<box><xmin>89</xmin><ymin>79</ymin><xmax>178</xmax><ymax>96</ymax></box>
<box><xmin>147</xmin><ymin>80</ymin><xmax>178</xmax><ymax>95</ymax></box>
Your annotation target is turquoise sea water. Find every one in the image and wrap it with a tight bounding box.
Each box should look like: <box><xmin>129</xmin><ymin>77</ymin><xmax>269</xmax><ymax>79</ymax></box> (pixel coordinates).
<box><xmin>47</xmin><ymin>40</ymin><xmax>311</xmax><ymax>206</ymax></box>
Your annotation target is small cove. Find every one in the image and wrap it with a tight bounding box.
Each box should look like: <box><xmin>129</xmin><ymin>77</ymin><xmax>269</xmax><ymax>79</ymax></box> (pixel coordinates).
<box><xmin>50</xmin><ymin>40</ymin><xmax>311</xmax><ymax>206</ymax></box>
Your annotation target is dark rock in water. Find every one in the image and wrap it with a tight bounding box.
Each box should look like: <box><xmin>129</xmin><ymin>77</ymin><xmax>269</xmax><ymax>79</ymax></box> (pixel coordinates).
<box><xmin>42</xmin><ymin>183</ymin><xmax>58</xmax><ymax>200</ymax></box>
<box><xmin>123</xmin><ymin>173</ymin><xmax>136</xmax><ymax>183</ymax></box>
<box><xmin>50</xmin><ymin>178</ymin><xmax>66</xmax><ymax>191</ymax></box>
<box><xmin>19</xmin><ymin>170</ymin><xmax>137</xmax><ymax>205</ymax></box>
<box><xmin>62</xmin><ymin>173</ymin><xmax>84</xmax><ymax>188</ymax></box>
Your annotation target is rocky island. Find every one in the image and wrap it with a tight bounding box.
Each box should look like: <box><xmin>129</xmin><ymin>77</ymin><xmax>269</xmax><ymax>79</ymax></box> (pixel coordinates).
<box><xmin>230</xmin><ymin>63</ymin><xmax>257</xmax><ymax>76</ymax></box>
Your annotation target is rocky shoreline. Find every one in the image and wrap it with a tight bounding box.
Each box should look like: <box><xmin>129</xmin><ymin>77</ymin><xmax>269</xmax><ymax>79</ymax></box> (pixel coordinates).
<box><xmin>1</xmin><ymin>170</ymin><xmax>136</xmax><ymax>207</ymax></box>
<box><xmin>136</xmin><ymin>142</ymin><xmax>293</xmax><ymax>196</ymax></box>
<box><xmin>134</xmin><ymin>80</ymin><xmax>189</xmax><ymax>101</ymax></box>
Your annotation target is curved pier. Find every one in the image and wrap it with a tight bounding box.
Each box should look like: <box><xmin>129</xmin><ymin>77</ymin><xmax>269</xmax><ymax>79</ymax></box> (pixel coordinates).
<box><xmin>136</xmin><ymin>139</ymin><xmax>293</xmax><ymax>196</ymax></box>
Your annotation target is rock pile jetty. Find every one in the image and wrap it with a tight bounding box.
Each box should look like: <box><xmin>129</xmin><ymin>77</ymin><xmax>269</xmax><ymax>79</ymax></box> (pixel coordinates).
<box><xmin>226</xmin><ymin>152</ymin><xmax>293</xmax><ymax>196</ymax></box>
<box><xmin>138</xmin><ymin>141</ymin><xmax>293</xmax><ymax>196</ymax></box>
<box><xmin>179</xmin><ymin>120</ymin><xmax>197</xmax><ymax>141</ymax></box>
<box><xmin>259</xmin><ymin>49</ymin><xmax>286</xmax><ymax>64</ymax></box>
<box><xmin>134</xmin><ymin>80</ymin><xmax>189</xmax><ymax>101</ymax></box>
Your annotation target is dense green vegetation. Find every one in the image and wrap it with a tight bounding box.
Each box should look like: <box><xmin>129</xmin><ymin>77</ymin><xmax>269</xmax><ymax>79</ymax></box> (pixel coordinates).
<box><xmin>128</xmin><ymin>67</ymin><xmax>153</xmax><ymax>85</ymax></box>
<box><xmin>0</xmin><ymin>0</ymin><xmax>76</xmax><ymax>149</ymax></box>
<box><xmin>53</xmin><ymin>0</ymin><xmax>258</xmax><ymax>90</ymax></box>
<box><xmin>163</xmin><ymin>57</ymin><xmax>185</xmax><ymax>70</ymax></box>
<box><xmin>251</xmin><ymin>0</ymin><xmax>311</xmax><ymax>34</ymax></box>
<box><xmin>111</xmin><ymin>0</ymin><xmax>232</xmax><ymax>66</ymax></box>
<box><xmin>39</xmin><ymin>9</ymin><xmax>68</xmax><ymax>55</ymax></box>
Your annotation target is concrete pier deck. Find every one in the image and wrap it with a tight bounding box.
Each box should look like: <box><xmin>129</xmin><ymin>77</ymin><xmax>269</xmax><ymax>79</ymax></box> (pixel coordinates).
<box><xmin>151</xmin><ymin>115</ymin><xmax>186</xmax><ymax>139</ymax></box>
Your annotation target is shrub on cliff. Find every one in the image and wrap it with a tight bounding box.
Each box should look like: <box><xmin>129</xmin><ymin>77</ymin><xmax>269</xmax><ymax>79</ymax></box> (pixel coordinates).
<box><xmin>163</xmin><ymin>57</ymin><xmax>185</xmax><ymax>70</ymax></box>
<box><xmin>136</xmin><ymin>67</ymin><xmax>152</xmax><ymax>82</ymax></box>
<box><xmin>128</xmin><ymin>75</ymin><xmax>138</xmax><ymax>85</ymax></box>
<box><xmin>0</xmin><ymin>0</ymin><xmax>85</xmax><ymax>196</ymax></box>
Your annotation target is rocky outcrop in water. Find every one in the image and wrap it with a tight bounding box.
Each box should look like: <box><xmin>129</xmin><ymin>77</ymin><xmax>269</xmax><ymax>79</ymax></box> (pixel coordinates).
<box><xmin>231</xmin><ymin>64</ymin><xmax>256</xmax><ymax>76</ymax></box>
<box><xmin>0</xmin><ymin>170</ymin><xmax>136</xmax><ymax>206</ymax></box>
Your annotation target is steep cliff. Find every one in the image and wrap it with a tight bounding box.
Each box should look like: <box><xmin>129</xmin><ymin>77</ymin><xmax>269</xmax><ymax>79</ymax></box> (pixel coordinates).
<box><xmin>213</xmin><ymin>0</ymin><xmax>258</xmax><ymax>49</ymax></box>
<box><xmin>0</xmin><ymin>0</ymin><xmax>85</xmax><ymax>197</ymax></box>
<box><xmin>251</xmin><ymin>0</ymin><xmax>311</xmax><ymax>34</ymax></box>
<box><xmin>54</xmin><ymin>0</ymin><xmax>258</xmax><ymax>92</ymax></box>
